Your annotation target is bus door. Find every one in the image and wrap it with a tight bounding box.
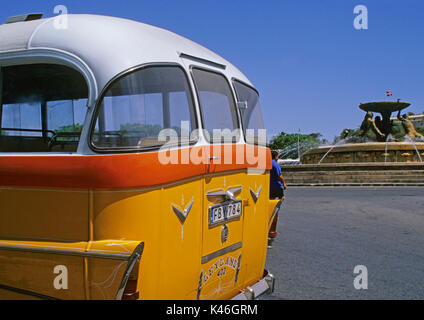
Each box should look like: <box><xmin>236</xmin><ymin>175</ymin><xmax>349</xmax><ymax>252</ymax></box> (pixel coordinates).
<box><xmin>191</xmin><ymin>67</ymin><xmax>246</xmax><ymax>299</ymax></box>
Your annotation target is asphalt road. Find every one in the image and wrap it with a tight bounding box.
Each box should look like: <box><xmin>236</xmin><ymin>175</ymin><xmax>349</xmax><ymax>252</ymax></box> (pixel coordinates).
<box><xmin>264</xmin><ymin>187</ymin><xmax>424</xmax><ymax>300</ymax></box>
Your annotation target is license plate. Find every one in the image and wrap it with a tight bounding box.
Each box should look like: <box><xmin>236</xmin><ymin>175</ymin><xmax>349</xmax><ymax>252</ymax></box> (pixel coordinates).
<box><xmin>209</xmin><ymin>201</ymin><xmax>242</xmax><ymax>227</ymax></box>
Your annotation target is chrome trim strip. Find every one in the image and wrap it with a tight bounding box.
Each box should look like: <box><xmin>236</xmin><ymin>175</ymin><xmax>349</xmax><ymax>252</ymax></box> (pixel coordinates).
<box><xmin>0</xmin><ymin>284</ymin><xmax>57</xmax><ymax>300</ymax></box>
<box><xmin>115</xmin><ymin>242</ymin><xmax>144</xmax><ymax>300</ymax></box>
<box><xmin>206</xmin><ymin>190</ymin><xmax>227</xmax><ymax>203</ymax></box>
<box><xmin>0</xmin><ymin>244</ymin><xmax>131</xmax><ymax>261</ymax></box>
<box><xmin>0</xmin><ymin>235</ymin><xmax>83</xmax><ymax>243</ymax></box>
<box><xmin>179</xmin><ymin>53</ymin><xmax>226</xmax><ymax>70</ymax></box>
<box><xmin>225</xmin><ymin>187</ymin><xmax>242</xmax><ymax>202</ymax></box>
<box><xmin>201</xmin><ymin>242</ymin><xmax>242</xmax><ymax>264</ymax></box>
<box><xmin>207</xmin><ymin>186</ymin><xmax>242</xmax><ymax>203</ymax></box>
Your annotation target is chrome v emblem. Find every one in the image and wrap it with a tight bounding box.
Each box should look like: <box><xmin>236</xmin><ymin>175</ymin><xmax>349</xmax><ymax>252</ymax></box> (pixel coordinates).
<box><xmin>250</xmin><ymin>186</ymin><xmax>262</xmax><ymax>204</ymax></box>
<box><xmin>172</xmin><ymin>200</ymin><xmax>194</xmax><ymax>225</ymax></box>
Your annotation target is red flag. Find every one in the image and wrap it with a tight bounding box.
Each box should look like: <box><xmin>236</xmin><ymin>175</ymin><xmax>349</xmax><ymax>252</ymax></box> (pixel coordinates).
<box><xmin>386</xmin><ymin>91</ymin><xmax>393</xmax><ymax>97</ymax></box>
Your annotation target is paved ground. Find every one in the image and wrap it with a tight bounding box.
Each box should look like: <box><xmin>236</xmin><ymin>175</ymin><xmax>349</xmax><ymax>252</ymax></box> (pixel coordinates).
<box><xmin>264</xmin><ymin>187</ymin><xmax>424</xmax><ymax>300</ymax></box>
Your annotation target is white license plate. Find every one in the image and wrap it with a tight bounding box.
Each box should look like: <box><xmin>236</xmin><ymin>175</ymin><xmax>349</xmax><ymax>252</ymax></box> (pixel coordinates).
<box><xmin>209</xmin><ymin>201</ymin><xmax>242</xmax><ymax>227</ymax></box>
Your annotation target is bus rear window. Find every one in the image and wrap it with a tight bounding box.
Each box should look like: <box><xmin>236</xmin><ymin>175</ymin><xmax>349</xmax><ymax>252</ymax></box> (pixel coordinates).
<box><xmin>0</xmin><ymin>64</ymin><xmax>88</xmax><ymax>153</ymax></box>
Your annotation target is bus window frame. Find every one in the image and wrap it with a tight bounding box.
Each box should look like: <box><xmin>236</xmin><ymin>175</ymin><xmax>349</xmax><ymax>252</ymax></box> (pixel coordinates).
<box><xmin>88</xmin><ymin>63</ymin><xmax>200</xmax><ymax>154</ymax></box>
<box><xmin>189</xmin><ymin>65</ymin><xmax>242</xmax><ymax>144</ymax></box>
<box><xmin>231</xmin><ymin>78</ymin><xmax>264</xmax><ymax>146</ymax></box>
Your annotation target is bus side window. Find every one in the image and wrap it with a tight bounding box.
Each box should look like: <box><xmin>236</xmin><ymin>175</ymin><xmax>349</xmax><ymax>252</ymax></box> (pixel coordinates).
<box><xmin>233</xmin><ymin>80</ymin><xmax>265</xmax><ymax>145</ymax></box>
<box><xmin>91</xmin><ymin>65</ymin><xmax>197</xmax><ymax>151</ymax></box>
<box><xmin>191</xmin><ymin>68</ymin><xmax>240</xmax><ymax>143</ymax></box>
<box><xmin>0</xmin><ymin>64</ymin><xmax>88</xmax><ymax>153</ymax></box>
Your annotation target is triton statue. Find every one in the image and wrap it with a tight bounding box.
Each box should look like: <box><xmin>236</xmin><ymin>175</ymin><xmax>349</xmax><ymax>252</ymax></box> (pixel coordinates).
<box><xmin>358</xmin><ymin>111</ymin><xmax>385</xmax><ymax>141</ymax></box>
<box><xmin>397</xmin><ymin>111</ymin><xmax>424</xmax><ymax>140</ymax></box>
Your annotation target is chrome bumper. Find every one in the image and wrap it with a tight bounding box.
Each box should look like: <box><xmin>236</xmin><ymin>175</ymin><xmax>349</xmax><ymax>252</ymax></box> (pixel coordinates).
<box><xmin>231</xmin><ymin>271</ymin><xmax>275</xmax><ymax>300</ymax></box>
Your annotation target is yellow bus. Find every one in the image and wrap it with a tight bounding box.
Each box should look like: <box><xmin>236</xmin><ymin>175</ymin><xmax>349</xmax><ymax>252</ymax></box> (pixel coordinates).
<box><xmin>0</xmin><ymin>13</ymin><xmax>281</xmax><ymax>300</ymax></box>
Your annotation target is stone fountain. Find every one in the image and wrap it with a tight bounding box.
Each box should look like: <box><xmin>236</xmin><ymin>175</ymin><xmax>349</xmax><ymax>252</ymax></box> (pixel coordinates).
<box><xmin>301</xmin><ymin>101</ymin><xmax>424</xmax><ymax>164</ymax></box>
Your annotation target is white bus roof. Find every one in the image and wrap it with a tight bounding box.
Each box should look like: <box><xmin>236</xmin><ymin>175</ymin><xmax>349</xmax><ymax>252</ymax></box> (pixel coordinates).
<box><xmin>0</xmin><ymin>14</ymin><xmax>253</xmax><ymax>98</ymax></box>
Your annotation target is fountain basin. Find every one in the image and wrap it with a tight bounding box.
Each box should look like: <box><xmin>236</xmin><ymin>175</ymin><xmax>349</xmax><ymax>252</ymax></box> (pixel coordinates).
<box><xmin>359</xmin><ymin>101</ymin><xmax>411</xmax><ymax>114</ymax></box>
<box><xmin>301</xmin><ymin>142</ymin><xmax>424</xmax><ymax>164</ymax></box>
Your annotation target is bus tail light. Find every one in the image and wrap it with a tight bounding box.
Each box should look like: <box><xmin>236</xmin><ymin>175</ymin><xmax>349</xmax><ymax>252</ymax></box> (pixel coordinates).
<box><xmin>122</xmin><ymin>260</ymin><xmax>140</xmax><ymax>300</ymax></box>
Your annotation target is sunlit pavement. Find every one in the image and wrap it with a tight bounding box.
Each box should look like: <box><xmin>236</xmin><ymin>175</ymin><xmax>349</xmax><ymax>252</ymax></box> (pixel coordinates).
<box><xmin>264</xmin><ymin>187</ymin><xmax>424</xmax><ymax>300</ymax></box>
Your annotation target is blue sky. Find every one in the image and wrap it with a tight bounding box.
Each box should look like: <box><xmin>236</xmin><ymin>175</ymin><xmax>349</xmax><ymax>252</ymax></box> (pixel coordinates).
<box><xmin>1</xmin><ymin>0</ymin><xmax>423</xmax><ymax>141</ymax></box>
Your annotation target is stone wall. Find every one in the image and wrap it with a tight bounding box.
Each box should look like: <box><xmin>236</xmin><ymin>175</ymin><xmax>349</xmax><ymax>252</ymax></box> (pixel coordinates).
<box><xmin>282</xmin><ymin>163</ymin><xmax>424</xmax><ymax>186</ymax></box>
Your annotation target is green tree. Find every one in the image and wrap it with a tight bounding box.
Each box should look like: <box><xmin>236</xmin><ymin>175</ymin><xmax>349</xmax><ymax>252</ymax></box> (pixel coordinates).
<box><xmin>333</xmin><ymin>128</ymin><xmax>360</xmax><ymax>144</ymax></box>
<box><xmin>269</xmin><ymin>131</ymin><xmax>323</xmax><ymax>158</ymax></box>
<box><xmin>56</xmin><ymin>123</ymin><xmax>83</xmax><ymax>133</ymax></box>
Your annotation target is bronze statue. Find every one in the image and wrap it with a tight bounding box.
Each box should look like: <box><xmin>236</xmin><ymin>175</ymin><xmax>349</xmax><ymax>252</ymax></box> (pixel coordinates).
<box><xmin>374</xmin><ymin>116</ymin><xmax>385</xmax><ymax>134</ymax></box>
<box><xmin>359</xmin><ymin>112</ymin><xmax>385</xmax><ymax>141</ymax></box>
<box><xmin>397</xmin><ymin>111</ymin><xmax>424</xmax><ymax>140</ymax></box>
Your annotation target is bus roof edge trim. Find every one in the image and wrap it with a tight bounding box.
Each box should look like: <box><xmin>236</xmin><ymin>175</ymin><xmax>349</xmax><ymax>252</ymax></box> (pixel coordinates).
<box><xmin>6</xmin><ymin>13</ymin><xmax>43</xmax><ymax>24</ymax></box>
